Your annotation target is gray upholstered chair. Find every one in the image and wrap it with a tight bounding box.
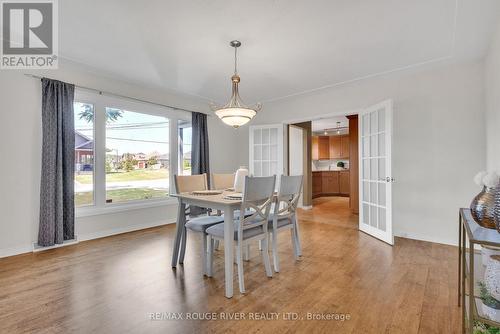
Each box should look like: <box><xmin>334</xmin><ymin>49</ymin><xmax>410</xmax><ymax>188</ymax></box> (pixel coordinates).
<box><xmin>174</xmin><ymin>174</ymin><xmax>224</xmax><ymax>275</ymax></box>
<box><xmin>269</xmin><ymin>175</ymin><xmax>303</xmax><ymax>272</ymax></box>
<box><xmin>206</xmin><ymin>175</ymin><xmax>276</xmax><ymax>293</ymax></box>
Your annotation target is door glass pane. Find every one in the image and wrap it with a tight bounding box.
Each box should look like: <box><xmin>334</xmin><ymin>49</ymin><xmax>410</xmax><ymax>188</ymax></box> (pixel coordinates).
<box><xmin>253</xmin><ymin>162</ymin><xmax>262</xmax><ymax>176</ymax></box>
<box><xmin>254</xmin><ymin>129</ymin><xmax>262</xmax><ymax>144</ymax></box>
<box><xmin>378</xmin><ymin>109</ymin><xmax>385</xmax><ymax>132</ymax></box>
<box><xmin>262</xmin><ymin>129</ymin><xmax>270</xmax><ymax>144</ymax></box>
<box><xmin>378</xmin><ymin>158</ymin><xmax>386</xmax><ymax>179</ymax></box>
<box><xmin>370</xmin><ymin>181</ymin><xmax>377</xmax><ymax>204</ymax></box>
<box><xmin>363</xmin><ymin>159</ymin><xmax>369</xmax><ymax>179</ymax></box>
<box><xmin>270</xmin><ymin>128</ymin><xmax>278</xmax><ymax>144</ymax></box>
<box><xmin>262</xmin><ymin>145</ymin><xmax>270</xmax><ymax>161</ymax></box>
<box><xmin>254</xmin><ymin>145</ymin><xmax>262</xmax><ymax>160</ymax></box>
<box><xmin>270</xmin><ymin>145</ymin><xmax>277</xmax><ymax>161</ymax></box>
<box><xmin>363</xmin><ymin>204</ymin><xmax>370</xmax><ymax>225</ymax></box>
<box><xmin>363</xmin><ymin>181</ymin><xmax>370</xmax><ymax>202</ymax></box>
<box><xmin>370</xmin><ymin>135</ymin><xmax>378</xmax><ymax>157</ymax></box>
<box><xmin>74</xmin><ymin>102</ymin><xmax>95</xmax><ymax>207</ymax></box>
<box><xmin>378</xmin><ymin>133</ymin><xmax>385</xmax><ymax>156</ymax></box>
<box><xmin>378</xmin><ymin>183</ymin><xmax>386</xmax><ymax>206</ymax></box>
<box><xmin>262</xmin><ymin>161</ymin><xmax>270</xmax><ymax>176</ymax></box>
<box><xmin>363</xmin><ymin>137</ymin><xmax>370</xmax><ymax>157</ymax></box>
<box><xmin>379</xmin><ymin>208</ymin><xmax>386</xmax><ymax>231</ymax></box>
<box><xmin>105</xmin><ymin>109</ymin><xmax>169</xmax><ymax>203</ymax></box>
<box><xmin>370</xmin><ymin>112</ymin><xmax>378</xmax><ymax>134</ymax></box>
<box><xmin>370</xmin><ymin>205</ymin><xmax>378</xmax><ymax>228</ymax></box>
<box><xmin>270</xmin><ymin>161</ymin><xmax>278</xmax><ymax>175</ymax></box>
<box><xmin>362</xmin><ymin>114</ymin><xmax>370</xmax><ymax>136</ymax></box>
<box><xmin>370</xmin><ymin>159</ymin><xmax>378</xmax><ymax>181</ymax></box>
<box><xmin>178</xmin><ymin>120</ymin><xmax>191</xmax><ymax>176</ymax></box>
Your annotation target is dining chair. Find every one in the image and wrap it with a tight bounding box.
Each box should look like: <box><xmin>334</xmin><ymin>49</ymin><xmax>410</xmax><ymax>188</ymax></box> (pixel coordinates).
<box><xmin>206</xmin><ymin>175</ymin><xmax>276</xmax><ymax>293</ymax></box>
<box><xmin>211</xmin><ymin>173</ymin><xmax>235</xmax><ymax>190</ymax></box>
<box><xmin>174</xmin><ymin>173</ymin><xmax>224</xmax><ymax>275</ymax></box>
<box><xmin>268</xmin><ymin>175</ymin><xmax>303</xmax><ymax>273</ymax></box>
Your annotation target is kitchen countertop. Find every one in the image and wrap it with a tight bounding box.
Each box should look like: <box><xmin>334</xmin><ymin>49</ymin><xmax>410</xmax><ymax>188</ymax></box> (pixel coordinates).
<box><xmin>313</xmin><ymin>169</ymin><xmax>349</xmax><ymax>172</ymax></box>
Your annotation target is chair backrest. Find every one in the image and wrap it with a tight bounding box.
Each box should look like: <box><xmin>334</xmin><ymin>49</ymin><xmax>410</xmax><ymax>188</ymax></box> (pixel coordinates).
<box><xmin>174</xmin><ymin>174</ymin><xmax>208</xmax><ymax>193</ymax></box>
<box><xmin>238</xmin><ymin>176</ymin><xmax>276</xmax><ymax>236</ymax></box>
<box><xmin>273</xmin><ymin>175</ymin><xmax>303</xmax><ymax>220</ymax></box>
<box><xmin>211</xmin><ymin>173</ymin><xmax>235</xmax><ymax>190</ymax></box>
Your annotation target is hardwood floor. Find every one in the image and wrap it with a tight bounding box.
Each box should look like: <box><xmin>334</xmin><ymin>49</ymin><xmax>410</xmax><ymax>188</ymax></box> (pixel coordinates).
<box><xmin>0</xmin><ymin>197</ymin><xmax>461</xmax><ymax>333</ymax></box>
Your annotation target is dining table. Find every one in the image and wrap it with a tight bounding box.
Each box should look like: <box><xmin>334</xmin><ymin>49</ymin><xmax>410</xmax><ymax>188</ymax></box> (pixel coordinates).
<box><xmin>170</xmin><ymin>190</ymin><xmax>243</xmax><ymax>298</ymax></box>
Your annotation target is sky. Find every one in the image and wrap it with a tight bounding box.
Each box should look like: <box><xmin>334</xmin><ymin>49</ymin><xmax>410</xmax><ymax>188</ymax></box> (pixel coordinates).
<box><xmin>74</xmin><ymin>103</ymin><xmax>192</xmax><ymax>156</ymax></box>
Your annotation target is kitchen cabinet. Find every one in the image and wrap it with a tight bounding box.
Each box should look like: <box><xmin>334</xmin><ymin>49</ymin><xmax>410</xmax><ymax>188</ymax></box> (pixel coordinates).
<box><xmin>312</xmin><ymin>170</ymin><xmax>349</xmax><ymax>198</ymax></box>
<box><xmin>313</xmin><ymin>135</ymin><xmax>349</xmax><ymax>160</ymax></box>
<box><xmin>340</xmin><ymin>171</ymin><xmax>350</xmax><ymax>195</ymax></box>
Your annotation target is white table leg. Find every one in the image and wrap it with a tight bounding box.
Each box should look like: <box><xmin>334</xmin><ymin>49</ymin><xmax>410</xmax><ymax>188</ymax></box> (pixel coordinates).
<box><xmin>224</xmin><ymin>206</ymin><xmax>234</xmax><ymax>298</ymax></box>
<box><xmin>171</xmin><ymin>201</ymin><xmax>186</xmax><ymax>267</ymax></box>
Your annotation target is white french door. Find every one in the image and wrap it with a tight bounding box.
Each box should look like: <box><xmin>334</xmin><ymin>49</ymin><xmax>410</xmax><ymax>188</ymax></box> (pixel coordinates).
<box><xmin>359</xmin><ymin>100</ymin><xmax>394</xmax><ymax>245</ymax></box>
<box><xmin>249</xmin><ymin>124</ymin><xmax>284</xmax><ymax>185</ymax></box>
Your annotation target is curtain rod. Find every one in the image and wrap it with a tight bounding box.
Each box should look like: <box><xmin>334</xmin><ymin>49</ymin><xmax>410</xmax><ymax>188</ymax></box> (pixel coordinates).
<box><xmin>24</xmin><ymin>73</ymin><xmax>211</xmax><ymax>116</ymax></box>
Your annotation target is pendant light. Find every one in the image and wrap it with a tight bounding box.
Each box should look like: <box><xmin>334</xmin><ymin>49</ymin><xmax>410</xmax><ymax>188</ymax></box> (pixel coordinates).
<box><xmin>210</xmin><ymin>40</ymin><xmax>262</xmax><ymax>128</ymax></box>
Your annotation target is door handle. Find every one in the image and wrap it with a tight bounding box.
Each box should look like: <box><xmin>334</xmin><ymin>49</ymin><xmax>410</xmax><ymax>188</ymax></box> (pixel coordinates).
<box><xmin>379</xmin><ymin>177</ymin><xmax>395</xmax><ymax>182</ymax></box>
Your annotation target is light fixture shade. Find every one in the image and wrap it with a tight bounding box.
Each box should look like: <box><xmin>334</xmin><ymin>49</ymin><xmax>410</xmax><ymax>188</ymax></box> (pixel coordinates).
<box><xmin>210</xmin><ymin>41</ymin><xmax>262</xmax><ymax>128</ymax></box>
<box><xmin>214</xmin><ymin>107</ymin><xmax>257</xmax><ymax>127</ymax></box>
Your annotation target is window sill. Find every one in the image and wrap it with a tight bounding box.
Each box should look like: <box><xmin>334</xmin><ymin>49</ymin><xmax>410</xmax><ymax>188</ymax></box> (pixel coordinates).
<box><xmin>76</xmin><ymin>198</ymin><xmax>178</xmax><ymax>218</ymax></box>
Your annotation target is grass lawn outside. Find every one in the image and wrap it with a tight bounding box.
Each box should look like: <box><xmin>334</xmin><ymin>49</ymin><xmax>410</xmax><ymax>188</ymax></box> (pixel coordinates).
<box><xmin>75</xmin><ymin>188</ymin><xmax>169</xmax><ymax>206</ymax></box>
<box><xmin>75</xmin><ymin>169</ymin><xmax>169</xmax><ymax>184</ymax></box>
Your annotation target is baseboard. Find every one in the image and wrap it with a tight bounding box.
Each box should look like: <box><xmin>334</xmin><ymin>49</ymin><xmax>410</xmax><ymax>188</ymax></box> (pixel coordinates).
<box><xmin>0</xmin><ymin>244</ymin><xmax>33</xmax><ymax>259</ymax></box>
<box><xmin>33</xmin><ymin>238</ymin><xmax>79</xmax><ymax>252</ymax></box>
<box><xmin>78</xmin><ymin>219</ymin><xmax>176</xmax><ymax>242</ymax></box>
<box><xmin>0</xmin><ymin>220</ymin><xmax>176</xmax><ymax>259</ymax></box>
<box><xmin>394</xmin><ymin>231</ymin><xmax>457</xmax><ymax>247</ymax></box>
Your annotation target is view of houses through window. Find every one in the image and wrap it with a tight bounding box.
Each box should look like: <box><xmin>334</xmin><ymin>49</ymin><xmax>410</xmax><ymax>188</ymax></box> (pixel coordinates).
<box><xmin>74</xmin><ymin>102</ymin><xmax>95</xmax><ymax>207</ymax></box>
<box><xmin>74</xmin><ymin>100</ymin><xmax>189</xmax><ymax>207</ymax></box>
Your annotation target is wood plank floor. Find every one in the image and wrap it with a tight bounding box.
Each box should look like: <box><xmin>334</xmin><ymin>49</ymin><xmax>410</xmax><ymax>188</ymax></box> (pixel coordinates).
<box><xmin>0</xmin><ymin>197</ymin><xmax>461</xmax><ymax>333</ymax></box>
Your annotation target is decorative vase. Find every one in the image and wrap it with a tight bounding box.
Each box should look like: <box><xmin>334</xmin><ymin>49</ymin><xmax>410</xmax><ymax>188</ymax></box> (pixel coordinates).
<box><xmin>471</xmin><ymin>186</ymin><xmax>497</xmax><ymax>229</ymax></box>
<box><xmin>485</xmin><ymin>255</ymin><xmax>500</xmax><ymax>302</ymax></box>
<box><xmin>481</xmin><ymin>303</ymin><xmax>500</xmax><ymax>322</ymax></box>
<box><xmin>481</xmin><ymin>246</ymin><xmax>500</xmax><ymax>266</ymax></box>
<box><xmin>495</xmin><ymin>183</ymin><xmax>500</xmax><ymax>233</ymax></box>
<box><xmin>233</xmin><ymin>166</ymin><xmax>248</xmax><ymax>193</ymax></box>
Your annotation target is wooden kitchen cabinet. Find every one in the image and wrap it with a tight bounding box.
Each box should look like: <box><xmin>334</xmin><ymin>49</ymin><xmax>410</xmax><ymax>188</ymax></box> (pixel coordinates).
<box><xmin>340</xmin><ymin>136</ymin><xmax>350</xmax><ymax>158</ymax></box>
<box><xmin>323</xmin><ymin>172</ymin><xmax>340</xmax><ymax>194</ymax></box>
<box><xmin>318</xmin><ymin>136</ymin><xmax>330</xmax><ymax>160</ymax></box>
<box><xmin>340</xmin><ymin>171</ymin><xmax>350</xmax><ymax>195</ymax></box>
<box><xmin>312</xmin><ymin>136</ymin><xmax>319</xmax><ymax>160</ymax></box>
<box><xmin>329</xmin><ymin>136</ymin><xmax>341</xmax><ymax>158</ymax></box>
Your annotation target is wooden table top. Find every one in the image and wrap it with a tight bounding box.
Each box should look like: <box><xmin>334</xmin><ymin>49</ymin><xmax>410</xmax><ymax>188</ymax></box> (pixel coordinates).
<box><xmin>171</xmin><ymin>191</ymin><xmax>243</xmax><ymax>206</ymax></box>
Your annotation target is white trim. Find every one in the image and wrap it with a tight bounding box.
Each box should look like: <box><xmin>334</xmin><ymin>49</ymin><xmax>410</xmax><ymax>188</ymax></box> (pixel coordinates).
<box><xmin>78</xmin><ymin>219</ymin><xmax>175</xmax><ymax>242</ymax></box>
<box><xmin>0</xmin><ymin>244</ymin><xmax>33</xmax><ymax>259</ymax></box>
<box><xmin>76</xmin><ymin>198</ymin><xmax>178</xmax><ymax>218</ymax></box>
<box><xmin>33</xmin><ymin>238</ymin><xmax>79</xmax><ymax>252</ymax></box>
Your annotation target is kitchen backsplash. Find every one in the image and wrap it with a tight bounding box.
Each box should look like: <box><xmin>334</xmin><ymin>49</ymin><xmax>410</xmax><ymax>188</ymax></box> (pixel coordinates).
<box><xmin>312</xmin><ymin>159</ymin><xmax>349</xmax><ymax>171</ymax></box>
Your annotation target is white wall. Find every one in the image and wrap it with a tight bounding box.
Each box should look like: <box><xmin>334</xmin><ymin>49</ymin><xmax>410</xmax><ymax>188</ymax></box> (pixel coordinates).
<box><xmin>237</xmin><ymin>60</ymin><xmax>486</xmax><ymax>245</ymax></box>
<box><xmin>485</xmin><ymin>22</ymin><xmax>500</xmax><ymax>173</ymax></box>
<box><xmin>0</xmin><ymin>61</ymin><xmax>240</xmax><ymax>258</ymax></box>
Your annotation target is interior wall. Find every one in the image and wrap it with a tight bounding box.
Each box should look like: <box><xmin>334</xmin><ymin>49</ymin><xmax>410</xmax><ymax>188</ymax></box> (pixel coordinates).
<box><xmin>0</xmin><ymin>61</ymin><xmax>241</xmax><ymax>258</ymax></box>
<box><xmin>485</xmin><ymin>21</ymin><xmax>500</xmax><ymax>173</ymax></box>
<box><xmin>236</xmin><ymin>60</ymin><xmax>486</xmax><ymax>246</ymax></box>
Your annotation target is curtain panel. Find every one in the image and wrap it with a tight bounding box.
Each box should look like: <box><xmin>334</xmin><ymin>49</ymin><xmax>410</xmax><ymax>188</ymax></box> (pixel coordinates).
<box><xmin>38</xmin><ymin>78</ymin><xmax>75</xmax><ymax>247</ymax></box>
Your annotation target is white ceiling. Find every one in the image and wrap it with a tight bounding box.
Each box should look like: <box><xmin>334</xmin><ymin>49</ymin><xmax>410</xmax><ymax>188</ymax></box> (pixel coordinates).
<box><xmin>312</xmin><ymin>116</ymin><xmax>349</xmax><ymax>134</ymax></box>
<box><xmin>59</xmin><ymin>0</ymin><xmax>500</xmax><ymax>103</ymax></box>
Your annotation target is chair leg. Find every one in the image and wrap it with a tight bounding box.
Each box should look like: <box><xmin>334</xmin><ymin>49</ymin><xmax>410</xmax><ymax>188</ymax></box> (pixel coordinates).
<box><xmin>179</xmin><ymin>227</ymin><xmax>187</xmax><ymax>264</ymax></box>
<box><xmin>236</xmin><ymin>242</ymin><xmax>245</xmax><ymax>293</ymax></box>
<box><xmin>214</xmin><ymin>240</ymin><xmax>220</xmax><ymax>250</ymax></box>
<box><xmin>262</xmin><ymin>236</ymin><xmax>273</xmax><ymax>278</ymax></box>
<box><xmin>293</xmin><ymin>215</ymin><xmax>302</xmax><ymax>256</ymax></box>
<box><xmin>202</xmin><ymin>233</ymin><xmax>208</xmax><ymax>276</ymax></box>
<box><xmin>207</xmin><ymin>236</ymin><xmax>214</xmax><ymax>277</ymax></box>
<box><xmin>243</xmin><ymin>245</ymin><xmax>250</xmax><ymax>261</ymax></box>
<box><xmin>291</xmin><ymin>228</ymin><xmax>299</xmax><ymax>261</ymax></box>
<box><xmin>272</xmin><ymin>231</ymin><xmax>280</xmax><ymax>272</ymax></box>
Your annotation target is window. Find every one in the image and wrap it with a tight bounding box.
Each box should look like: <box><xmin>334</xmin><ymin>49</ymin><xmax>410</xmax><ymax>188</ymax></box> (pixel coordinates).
<box><xmin>178</xmin><ymin>120</ymin><xmax>192</xmax><ymax>175</ymax></box>
<box><xmin>74</xmin><ymin>102</ymin><xmax>95</xmax><ymax>207</ymax></box>
<box><xmin>105</xmin><ymin>109</ymin><xmax>169</xmax><ymax>203</ymax></box>
<box><xmin>73</xmin><ymin>91</ymin><xmax>190</xmax><ymax>214</ymax></box>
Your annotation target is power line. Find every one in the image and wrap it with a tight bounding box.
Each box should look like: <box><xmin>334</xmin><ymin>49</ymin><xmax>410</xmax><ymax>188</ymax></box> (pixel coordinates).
<box><xmin>106</xmin><ymin>137</ymin><xmax>169</xmax><ymax>144</ymax></box>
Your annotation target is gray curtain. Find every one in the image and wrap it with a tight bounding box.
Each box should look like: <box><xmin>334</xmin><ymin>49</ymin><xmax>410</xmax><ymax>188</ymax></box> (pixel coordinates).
<box><xmin>191</xmin><ymin>112</ymin><xmax>210</xmax><ymax>216</ymax></box>
<box><xmin>38</xmin><ymin>78</ymin><xmax>75</xmax><ymax>247</ymax></box>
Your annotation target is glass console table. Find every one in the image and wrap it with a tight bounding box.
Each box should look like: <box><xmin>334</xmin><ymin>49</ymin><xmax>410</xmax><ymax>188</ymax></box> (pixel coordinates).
<box><xmin>459</xmin><ymin>208</ymin><xmax>500</xmax><ymax>333</ymax></box>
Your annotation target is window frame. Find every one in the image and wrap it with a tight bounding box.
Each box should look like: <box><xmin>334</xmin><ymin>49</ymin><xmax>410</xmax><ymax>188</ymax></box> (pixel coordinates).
<box><xmin>75</xmin><ymin>90</ymin><xmax>188</xmax><ymax>217</ymax></box>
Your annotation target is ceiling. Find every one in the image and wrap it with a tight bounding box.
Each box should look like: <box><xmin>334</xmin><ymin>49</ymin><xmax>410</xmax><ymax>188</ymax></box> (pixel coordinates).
<box><xmin>312</xmin><ymin>116</ymin><xmax>349</xmax><ymax>135</ymax></box>
<box><xmin>59</xmin><ymin>0</ymin><xmax>500</xmax><ymax>103</ymax></box>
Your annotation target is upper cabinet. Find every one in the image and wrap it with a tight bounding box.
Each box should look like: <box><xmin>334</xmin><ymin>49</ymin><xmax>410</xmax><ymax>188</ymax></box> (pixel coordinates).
<box><xmin>312</xmin><ymin>135</ymin><xmax>350</xmax><ymax>160</ymax></box>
